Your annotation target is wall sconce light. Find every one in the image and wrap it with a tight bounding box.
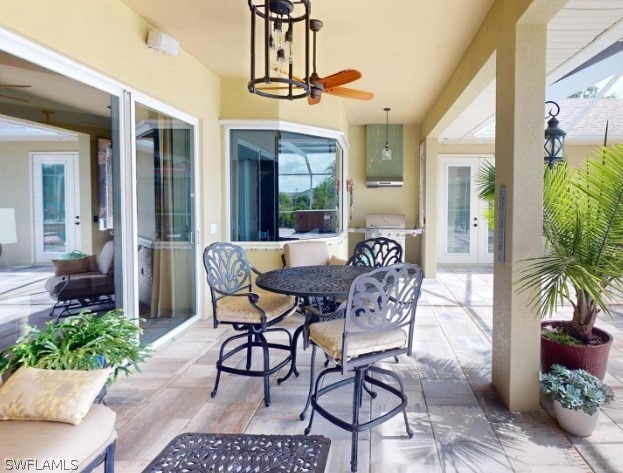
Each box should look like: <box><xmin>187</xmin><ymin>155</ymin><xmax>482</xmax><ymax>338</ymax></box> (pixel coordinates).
<box><xmin>382</xmin><ymin>107</ymin><xmax>392</xmax><ymax>160</ymax></box>
<box><xmin>0</xmin><ymin>208</ymin><xmax>17</xmax><ymax>258</ymax></box>
<box><xmin>247</xmin><ymin>0</ymin><xmax>311</xmax><ymax>100</ymax></box>
<box><xmin>544</xmin><ymin>101</ymin><xmax>566</xmax><ymax>168</ymax></box>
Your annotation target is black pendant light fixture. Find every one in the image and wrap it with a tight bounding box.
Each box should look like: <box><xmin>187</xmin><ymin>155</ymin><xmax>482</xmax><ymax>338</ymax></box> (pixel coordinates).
<box><xmin>544</xmin><ymin>101</ymin><xmax>566</xmax><ymax>168</ymax></box>
<box><xmin>382</xmin><ymin>107</ymin><xmax>392</xmax><ymax>160</ymax></box>
<box><xmin>248</xmin><ymin>0</ymin><xmax>311</xmax><ymax>100</ymax></box>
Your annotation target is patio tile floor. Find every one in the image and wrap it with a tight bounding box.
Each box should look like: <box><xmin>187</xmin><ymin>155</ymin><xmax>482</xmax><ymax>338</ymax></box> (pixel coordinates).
<box><xmin>103</xmin><ymin>267</ymin><xmax>623</xmax><ymax>472</ymax></box>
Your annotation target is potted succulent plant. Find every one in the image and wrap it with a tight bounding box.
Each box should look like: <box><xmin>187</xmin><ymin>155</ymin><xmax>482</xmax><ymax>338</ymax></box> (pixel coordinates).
<box><xmin>540</xmin><ymin>364</ymin><xmax>614</xmax><ymax>436</ymax></box>
<box><xmin>477</xmin><ymin>145</ymin><xmax>623</xmax><ymax>378</ymax></box>
<box><xmin>0</xmin><ymin>309</ymin><xmax>151</xmax><ymax>388</ymax></box>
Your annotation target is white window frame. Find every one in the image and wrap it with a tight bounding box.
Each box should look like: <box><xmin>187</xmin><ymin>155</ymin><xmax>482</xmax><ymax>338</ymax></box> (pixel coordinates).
<box><xmin>221</xmin><ymin>119</ymin><xmax>349</xmax><ymax>250</ymax></box>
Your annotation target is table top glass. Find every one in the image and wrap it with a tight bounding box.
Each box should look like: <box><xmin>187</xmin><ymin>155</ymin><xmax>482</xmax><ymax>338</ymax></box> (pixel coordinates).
<box><xmin>256</xmin><ymin>264</ymin><xmax>370</xmax><ymax>298</ymax></box>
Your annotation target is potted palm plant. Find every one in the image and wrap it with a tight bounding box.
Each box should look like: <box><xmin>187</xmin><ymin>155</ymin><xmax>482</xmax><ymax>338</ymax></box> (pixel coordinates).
<box><xmin>540</xmin><ymin>364</ymin><xmax>614</xmax><ymax>436</ymax></box>
<box><xmin>0</xmin><ymin>309</ymin><xmax>151</xmax><ymax>387</ymax></box>
<box><xmin>477</xmin><ymin>144</ymin><xmax>623</xmax><ymax>379</ymax></box>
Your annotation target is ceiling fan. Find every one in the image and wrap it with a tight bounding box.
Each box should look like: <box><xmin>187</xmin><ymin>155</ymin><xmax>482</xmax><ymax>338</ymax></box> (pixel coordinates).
<box><xmin>306</xmin><ymin>19</ymin><xmax>374</xmax><ymax>105</ymax></box>
<box><xmin>0</xmin><ymin>84</ymin><xmax>32</xmax><ymax>103</ymax></box>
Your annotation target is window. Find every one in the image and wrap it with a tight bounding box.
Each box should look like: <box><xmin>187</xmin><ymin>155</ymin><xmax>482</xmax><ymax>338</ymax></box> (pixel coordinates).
<box><xmin>230</xmin><ymin>129</ymin><xmax>343</xmax><ymax>242</ymax></box>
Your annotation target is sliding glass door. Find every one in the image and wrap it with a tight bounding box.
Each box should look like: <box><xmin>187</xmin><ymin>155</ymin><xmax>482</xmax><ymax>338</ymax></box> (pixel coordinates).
<box><xmin>135</xmin><ymin>103</ymin><xmax>196</xmax><ymax>342</ymax></box>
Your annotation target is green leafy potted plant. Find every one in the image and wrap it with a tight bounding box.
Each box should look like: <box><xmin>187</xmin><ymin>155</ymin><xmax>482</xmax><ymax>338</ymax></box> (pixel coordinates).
<box><xmin>0</xmin><ymin>309</ymin><xmax>151</xmax><ymax>387</ymax></box>
<box><xmin>477</xmin><ymin>145</ymin><xmax>623</xmax><ymax>378</ymax></box>
<box><xmin>540</xmin><ymin>364</ymin><xmax>614</xmax><ymax>436</ymax></box>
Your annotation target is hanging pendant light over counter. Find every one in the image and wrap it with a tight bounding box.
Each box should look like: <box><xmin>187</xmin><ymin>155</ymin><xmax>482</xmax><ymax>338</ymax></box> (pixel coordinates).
<box><xmin>382</xmin><ymin>107</ymin><xmax>392</xmax><ymax>160</ymax></box>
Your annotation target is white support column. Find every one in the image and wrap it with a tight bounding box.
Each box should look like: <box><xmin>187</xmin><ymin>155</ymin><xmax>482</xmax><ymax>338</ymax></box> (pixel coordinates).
<box><xmin>420</xmin><ymin>136</ymin><xmax>439</xmax><ymax>278</ymax></box>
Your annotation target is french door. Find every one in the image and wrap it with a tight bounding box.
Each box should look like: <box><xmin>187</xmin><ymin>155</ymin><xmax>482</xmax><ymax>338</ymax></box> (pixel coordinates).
<box><xmin>438</xmin><ymin>156</ymin><xmax>494</xmax><ymax>265</ymax></box>
<box><xmin>32</xmin><ymin>152</ymin><xmax>80</xmax><ymax>262</ymax></box>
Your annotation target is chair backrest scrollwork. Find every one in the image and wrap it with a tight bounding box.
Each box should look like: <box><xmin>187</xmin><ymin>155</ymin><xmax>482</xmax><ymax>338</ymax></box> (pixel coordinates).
<box><xmin>203</xmin><ymin>242</ymin><xmax>253</xmax><ymax>296</ymax></box>
<box><xmin>341</xmin><ymin>263</ymin><xmax>423</xmax><ymax>370</ymax></box>
<box><xmin>347</xmin><ymin>237</ymin><xmax>403</xmax><ymax>268</ymax></box>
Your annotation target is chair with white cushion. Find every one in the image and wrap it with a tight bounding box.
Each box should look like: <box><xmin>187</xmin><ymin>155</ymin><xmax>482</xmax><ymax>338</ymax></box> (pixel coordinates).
<box><xmin>303</xmin><ymin>263</ymin><xmax>424</xmax><ymax>472</ymax></box>
<box><xmin>282</xmin><ymin>240</ymin><xmax>331</xmax><ymax>267</ymax></box>
<box><xmin>203</xmin><ymin>242</ymin><xmax>297</xmax><ymax>407</ymax></box>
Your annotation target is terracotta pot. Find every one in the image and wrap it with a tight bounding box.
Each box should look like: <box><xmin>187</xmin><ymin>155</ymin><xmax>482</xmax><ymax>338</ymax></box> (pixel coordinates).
<box><xmin>553</xmin><ymin>400</ymin><xmax>599</xmax><ymax>437</ymax></box>
<box><xmin>541</xmin><ymin>321</ymin><xmax>613</xmax><ymax>380</ymax></box>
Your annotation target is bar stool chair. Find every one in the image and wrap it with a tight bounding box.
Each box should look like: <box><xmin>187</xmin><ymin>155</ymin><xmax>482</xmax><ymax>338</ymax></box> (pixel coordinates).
<box><xmin>347</xmin><ymin>236</ymin><xmax>403</xmax><ymax>267</ymax></box>
<box><xmin>203</xmin><ymin>242</ymin><xmax>297</xmax><ymax>407</ymax></box>
<box><xmin>303</xmin><ymin>263</ymin><xmax>424</xmax><ymax>472</ymax></box>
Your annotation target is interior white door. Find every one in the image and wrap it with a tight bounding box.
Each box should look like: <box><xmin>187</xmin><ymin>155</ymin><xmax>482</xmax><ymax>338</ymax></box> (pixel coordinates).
<box><xmin>32</xmin><ymin>152</ymin><xmax>80</xmax><ymax>262</ymax></box>
<box><xmin>438</xmin><ymin>156</ymin><xmax>494</xmax><ymax>265</ymax></box>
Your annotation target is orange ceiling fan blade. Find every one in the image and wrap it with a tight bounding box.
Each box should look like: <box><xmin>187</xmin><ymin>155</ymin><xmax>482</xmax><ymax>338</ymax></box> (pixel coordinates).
<box><xmin>0</xmin><ymin>84</ymin><xmax>32</xmax><ymax>88</ymax></box>
<box><xmin>318</xmin><ymin>69</ymin><xmax>362</xmax><ymax>89</ymax></box>
<box><xmin>325</xmin><ymin>87</ymin><xmax>374</xmax><ymax>100</ymax></box>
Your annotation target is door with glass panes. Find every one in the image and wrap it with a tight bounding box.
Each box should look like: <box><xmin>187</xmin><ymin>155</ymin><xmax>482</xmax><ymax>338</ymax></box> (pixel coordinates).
<box><xmin>438</xmin><ymin>156</ymin><xmax>494</xmax><ymax>264</ymax></box>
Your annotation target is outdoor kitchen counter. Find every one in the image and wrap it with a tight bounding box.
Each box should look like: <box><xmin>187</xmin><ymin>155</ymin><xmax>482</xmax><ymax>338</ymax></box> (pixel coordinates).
<box><xmin>347</xmin><ymin>227</ymin><xmax>424</xmax><ymax>235</ymax></box>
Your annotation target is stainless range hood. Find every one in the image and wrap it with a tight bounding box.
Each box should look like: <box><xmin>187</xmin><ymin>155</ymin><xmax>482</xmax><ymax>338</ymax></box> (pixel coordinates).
<box><xmin>365</xmin><ymin>177</ymin><xmax>404</xmax><ymax>187</ymax></box>
<box><xmin>365</xmin><ymin>124</ymin><xmax>403</xmax><ymax>188</ymax></box>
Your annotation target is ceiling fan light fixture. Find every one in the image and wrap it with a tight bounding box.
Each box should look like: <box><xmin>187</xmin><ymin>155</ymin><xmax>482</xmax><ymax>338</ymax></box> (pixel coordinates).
<box><xmin>382</xmin><ymin>107</ymin><xmax>392</xmax><ymax>160</ymax></box>
<box><xmin>248</xmin><ymin>0</ymin><xmax>311</xmax><ymax>100</ymax></box>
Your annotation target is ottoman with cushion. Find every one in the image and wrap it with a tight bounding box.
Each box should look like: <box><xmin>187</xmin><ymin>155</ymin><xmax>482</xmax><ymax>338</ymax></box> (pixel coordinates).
<box><xmin>0</xmin><ymin>367</ymin><xmax>117</xmax><ymax>473</ymax></box>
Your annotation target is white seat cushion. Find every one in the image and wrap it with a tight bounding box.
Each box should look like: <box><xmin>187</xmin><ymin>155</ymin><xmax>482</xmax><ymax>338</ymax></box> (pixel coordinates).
<box><xmin>0</xmin><ymin>403</ymin><xmax>116</xmax><ymax>471</ymax></box>
<box><xmin>217</xmin><ymin>294</ymin><xmax>295</xmax><ymax>323</ymax></box>
<box><xmin>309</xmin><ymin>318</ymin><xmax>407</xmax><ymax>362</ymax></box>
<box><xmin>284</xmin><ymin>241</ymin><xmax>330</xmax><ymax>267</ymax></box>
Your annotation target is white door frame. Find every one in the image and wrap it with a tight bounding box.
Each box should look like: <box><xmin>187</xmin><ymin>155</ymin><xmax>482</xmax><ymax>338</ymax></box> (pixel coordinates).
<box><xmin>438</xmin><ymin>155</ymin><xmax>494</xmax><ymax>265</ymax></box>
<box><xmin>31</xmin><ymin>152</ymin><xmax>80</xmax><ymax>262</ymax></box>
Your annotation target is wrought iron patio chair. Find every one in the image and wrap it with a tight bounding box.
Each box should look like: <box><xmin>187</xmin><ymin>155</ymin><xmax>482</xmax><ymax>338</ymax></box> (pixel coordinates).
<box><xmin>347</xmin><ymin>236</ymin><xmax>403</xmax><ymax>268</ymax></box>
<box><xmin>302</xmin><ymin>263</ymin><xmax>424</xmax><ymax>472</ymax></box>
<box><xmin>203</xmin><ymin>242</ymin><xmax>297</xmax><ymax>407</ymax></box>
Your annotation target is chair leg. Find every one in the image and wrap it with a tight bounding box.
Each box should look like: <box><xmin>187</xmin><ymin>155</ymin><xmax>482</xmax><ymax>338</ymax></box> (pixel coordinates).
<box><xmin>350</xmin><ymin>369</ymin><xmax>365</xmax><ymax>473</ymax></box>
<box><xmin>246</xmin><ymin>333</ymin><xmax>253</xmax><ymax>370</ymax></box>
<box><xmin>211</xmin><ymin>331</ymin><xmax>251</xmax><ymax>399</ymax></box>
<box><xmin>299</xmin><ymin>344</ymin><xmax>318</xmax><ymax>421</ymax></box>
<box><xmin>104</xmin><ymin>440</ymin><xmax>116</xmax><ymax>473</ymax></box>
<box><xmin>277</xmin><ymin>323</ymin><xmax>303</xmax><ymax>385</ymax></box>
<box><xmin>259</xmin><ymin>332</ymin><xmax>272</xmax><ymax>407</ymax></box>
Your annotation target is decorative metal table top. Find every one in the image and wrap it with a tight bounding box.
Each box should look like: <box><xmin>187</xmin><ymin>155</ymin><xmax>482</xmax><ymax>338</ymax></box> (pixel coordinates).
<box><xmin>256</xmin><ymin>264</ymin><xmax>370</xmax><ymax>298</ymax></box>
<box><xmin>142</xmin><ymin>432</ymin><xmax>331</xmax><ymax>473</ymax></box>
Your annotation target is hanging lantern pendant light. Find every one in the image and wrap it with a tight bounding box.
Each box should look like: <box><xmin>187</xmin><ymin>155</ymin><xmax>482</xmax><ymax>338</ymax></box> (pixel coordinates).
<box><xmin>248</xmin><ymin>0</ymin><xmax>311</xmax><ymax>100</ymax></box>
<box><xmin>544</xmin><ymin>100</ymin><xmax>566</xmax><ymax>168</ymax></box>
<box><xmin>382</xmin><ymin>107</ymin><xmax>392</xmax><ymax>160</ymax></box>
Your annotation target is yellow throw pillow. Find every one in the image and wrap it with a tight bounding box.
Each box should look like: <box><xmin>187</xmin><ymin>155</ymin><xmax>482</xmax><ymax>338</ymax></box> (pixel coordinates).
<box><xmin>52</xmin><ymin>257</ymin><xmax>89</xmax><ymax>276</ymax></box>
<box><xmin>0</xmin><ymin>366</ymin><xmax>110</xmax><ymax>425</ymax></box>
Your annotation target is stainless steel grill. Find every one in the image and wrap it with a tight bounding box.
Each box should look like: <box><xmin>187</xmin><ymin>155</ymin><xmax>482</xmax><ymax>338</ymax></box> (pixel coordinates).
<box><xmin>365</xmin><ymin>214</ymin><xmax>406</xmax><ymax>261</ymax></box>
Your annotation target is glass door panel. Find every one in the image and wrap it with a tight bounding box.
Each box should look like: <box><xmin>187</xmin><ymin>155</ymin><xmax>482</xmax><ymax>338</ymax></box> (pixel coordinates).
<box><xmin>135</xmin><ymin>104</ymin><xmax>196</xmax><ymax>343</ymax></box>
<box><xmin>446</xmin><ymin>165</ymin><xmax>471</xmax><ymax>255</ymax></box>
<box><xmin>32</xmin><ymin>153</ymin><xmax>79</xmax><ymax>262</ymax></box>
<box><xmin>438</xmin><ymin>156</ymin><xmax>494</xmax><ymax>265</ymax></box>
